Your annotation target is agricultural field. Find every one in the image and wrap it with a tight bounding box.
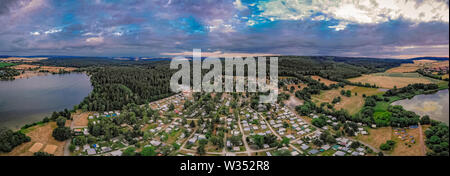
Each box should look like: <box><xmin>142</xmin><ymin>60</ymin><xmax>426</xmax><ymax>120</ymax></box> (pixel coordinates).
<box><xmin>311</xmin><ymin>76</ymin><xmax>338</xmax><ymax>86</ymax></box>
<box><xmin>385</xmin><ymin>63</ymin><xmax>423</xmax><ymax>73</ymax></box>
<box><xmin>0</xmin><ymin>57</ymin><xmax>47</xmax><ymax>62</ymax></box>
<box><xmin>347</xmin><ymin>72</ymin><xmax>443</xmax><ymax>89</ymax></box>
<box><xmin>0</xmin><ymin>62</ymin><xmax>16</xmax><ymax>68</ymax></box>
<box><xmin>12</xmin><ymin>64</ymin><xmax>77</xmax><ymax>73</ymax></box>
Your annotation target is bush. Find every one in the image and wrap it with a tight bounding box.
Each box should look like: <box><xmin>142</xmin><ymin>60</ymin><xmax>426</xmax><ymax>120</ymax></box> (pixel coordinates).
<box><xmin>33</xmin><ymin>152</ymin><xmax>54</xmax><ymax>156</ymax></box>
<box><xmin>56</xmin><ymin>116</ymin><xmax>67</xmax><ymax>127</ymax></box>
<box><xmin>52</xmin><ymin>127</ymin><xmax>72</xmax><ymax>141</ymax></box>
<box><xmin>141</xmin><ymin>146</ymin><xmax>156</xmax><ymax>156</ymax></box>
<box><xmin>122</xmin><ymin>147</ymin><xmax>137</xmax><ymax>156</ymax></box>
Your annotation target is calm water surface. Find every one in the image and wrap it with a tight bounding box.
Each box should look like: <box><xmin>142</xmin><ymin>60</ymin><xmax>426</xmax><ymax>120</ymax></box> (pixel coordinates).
<box><xmin>391</xmin><ymin>89</ymin><xmax>449</xmax><ymax>125</ymax></box>
<box><xmin>0</xmin><ymin>73</ymin><xmax>92</xmax><ymax>130</ymax></box>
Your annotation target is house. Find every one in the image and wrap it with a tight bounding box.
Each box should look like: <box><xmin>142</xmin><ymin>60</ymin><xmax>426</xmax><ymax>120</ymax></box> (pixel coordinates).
<box><xmin>263</xmin><ymin>144</ymin><xmax>270</xmax><ymax>149</ymax></box>
<box><xmin>198</xmin><ymin>135</ymin><xmax>206</xmax><ymax>140</ymax></box>
<box><xmin>321</xmin><ymin>145</ymin><xmax>331</xmax><ymax>150</ymax></box>
<box><xmin>308</xmin><ymin>149</ymin><xmax>319</xmax><ymax>155</ymax></box>
<box><xmin>102</xmin><ymin>147</ymin><xmax>112</xmax><ymax>152</ymax></box>
<box><xmin>233</xmin><ymin>147</ymin><xmax>240</xmax><ymax>151</ymax></box>
<box><xmin>83</xmin><ymin>144</ymin><xmax>90</xmax><ymax>151</ymax></box>
<box><xmin>266</xmin><ymin>152</ymin><xmax>272</xmax><ymax>156</ymax></box>
<box><xmin>87</xmin><ymin>148</ymin><xmax>97</xmax><ymax>155</ymax></box>
<box><xmin>300</xmin><ymin>144</ymin><xmax>309</xmax><ymax>150</ymax></box>
<box><xmin>150</xmin><ymin>140</ymin><xmax>161</xmax><ymax>146</ymax></box>
<box><xmin>188</xmin><ymin>137</ymin><xmax>197</xmax><ymax>144</ymax></box>
<box><xmin>334</xmin><ymin>151</ymin><xmax>345</xmax><ymax>156</ymax></box>
<box><xmin>291</xmin><ymin>151</ymin><xmax>299</xmax><ymax>156</ymax></box>
<box><xmin>111</xmin><ymin>150</ymin><xmax>123</xmax><ymax>156</ymax></box>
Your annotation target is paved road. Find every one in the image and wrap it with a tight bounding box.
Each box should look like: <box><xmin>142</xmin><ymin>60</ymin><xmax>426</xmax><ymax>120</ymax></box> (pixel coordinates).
<box><xmin>237</xmin><ymin>115</ymin><xmax>252</xmax><ymax>156</ymax></box>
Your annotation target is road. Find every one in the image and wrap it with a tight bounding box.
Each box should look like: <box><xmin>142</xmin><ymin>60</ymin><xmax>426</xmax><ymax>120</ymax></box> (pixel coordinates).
<box><xmin>418</xmin><ymin>123</ymin><xmax>427</xmax><ymax>155</ymax></box>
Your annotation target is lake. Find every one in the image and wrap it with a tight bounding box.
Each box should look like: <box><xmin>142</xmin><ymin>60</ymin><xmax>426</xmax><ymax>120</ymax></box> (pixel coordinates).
<box><xmin>0</xmin><ymin>73</ymin><xmax>92</xmax><ymax>130</ymax></box>
<box><xmin>391</xmin><ymin>89</ymin><xmax>449</xmax><ymax>125</ymax></box>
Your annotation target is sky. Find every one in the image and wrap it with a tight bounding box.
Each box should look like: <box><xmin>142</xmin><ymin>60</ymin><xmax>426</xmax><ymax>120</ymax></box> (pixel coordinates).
<box><xmin>0</xmin><ymin>0</ymin><xmax>448</xmax><ymax>58</ymax></box>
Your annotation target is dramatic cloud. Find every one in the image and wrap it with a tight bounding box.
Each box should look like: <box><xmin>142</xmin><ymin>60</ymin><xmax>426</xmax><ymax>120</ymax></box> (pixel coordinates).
<box><xmin>0</xmin><ymin>0</ymin><xmax>448</xmax><ymax>58</ymax></box>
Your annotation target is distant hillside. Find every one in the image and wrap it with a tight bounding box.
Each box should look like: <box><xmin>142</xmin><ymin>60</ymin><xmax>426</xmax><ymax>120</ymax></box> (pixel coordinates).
<box><xmin>408</xmin><ymin>57</ymin><xmax>449</xmax><ymax>61</ymax></box>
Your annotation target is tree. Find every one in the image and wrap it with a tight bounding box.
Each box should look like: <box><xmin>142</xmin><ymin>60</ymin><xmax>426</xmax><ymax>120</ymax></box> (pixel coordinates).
<box><xmin>169</xmin><ymin>103</ymin><xmax>175</xmax><ymax>111</ymax></box>
<box><xmin>69</xmin><ymin>144</ymin><xmax>76</xmax><ymax>152</ymax></box>
<box><xmin>52</xmin><ymin>127</ymin><xmax>72</xmax><ymax>141</ymax></box>
<box><xmin>190</xmin><ymin>121</ymin><xmax>196</xmax><ymax>128</ymax></box>
<box><xmin>33</xmin><ymin>152</ymin><xmax>54</xmax><ymax>156</ymax></box>
<box><xmin>420</xmin><ymin>115</ymin><xmax>431</xmax><ymax>125</ymax></box>
<box><xmin>0</xmin><ymin>128</ymin><xmax>31</xmax><ymax>152</ymax></box>
<box><xmin>43</xmin><ymin>117</ymin><xmax>50</xmax><ymax>123</ymax></box>
<box><xmin>122</xmin><ymin>147</ymin><xmax>137</xmax><ymax>156</ymax></box>
<box><xmin>56</xmin><ymin>116</ymin><xmax>67</xmax><ymax>127</ymax></box>
<box><xmin>197</xmin><ymin>144</ymin><xmax>206</xmax><ymax>155</ymax></box>
<box><xmin>141</xmin><ymin>146</ymin><xmax>156</xmax><ymax>156</ymax></box>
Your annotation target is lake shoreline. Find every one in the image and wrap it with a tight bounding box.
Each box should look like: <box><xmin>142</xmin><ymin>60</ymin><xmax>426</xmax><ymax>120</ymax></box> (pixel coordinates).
<box><xmin>0</xmin><ymin>73</ymin><xmax>93</xmax><ymax>130</ymax></box>
<box><xmin>391</xmin><ymin>89</ymin><xmax>449</xmax><ymax>125</ymax></box>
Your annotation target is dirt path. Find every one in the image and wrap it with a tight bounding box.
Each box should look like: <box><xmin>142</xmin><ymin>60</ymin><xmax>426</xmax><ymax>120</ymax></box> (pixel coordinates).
<box><xmin>418</xmin><ymin>123</ymin><xmax>427</xmax><ymax>155</ymax></box>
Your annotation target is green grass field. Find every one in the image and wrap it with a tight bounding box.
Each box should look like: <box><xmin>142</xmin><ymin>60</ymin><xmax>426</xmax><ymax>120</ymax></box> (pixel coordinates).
<box><xmin>0</xmin><ymin>62</ymin><xmax>16</xmax><ymax>68</ymax></box>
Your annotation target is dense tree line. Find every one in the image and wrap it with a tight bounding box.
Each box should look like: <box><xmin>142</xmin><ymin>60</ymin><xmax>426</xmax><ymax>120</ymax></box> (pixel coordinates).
<box><xmin>0</xmin><ymin>128</ymin><xmax>31</xmax><ymax>152</ymax></box>
<box><xmin>78</xmin><ymin>66</ymin><xmax>175</xmax><ymax>111</ymax></box>
<box><xmin>417</xmin><ymin>69</ymin><xmax>449</xmax><ymax>81</ymax></box>
<box><xmin>278</xmin><ymin>56</ymin><xmax>406</xmax><ymax>82</ymax></box>
<box><xmin>384</xmin><ymin>83</ymin><xmax>440</xmax><ymax>98</ymax></box>
<box><xmin>425</xmin><ymin>122</ymin><xmax>449</xmax><ymax>156</ymax></box>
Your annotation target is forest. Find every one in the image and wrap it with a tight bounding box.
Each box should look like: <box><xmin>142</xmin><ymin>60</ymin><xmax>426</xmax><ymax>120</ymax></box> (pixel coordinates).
<box><xmin>77</xmin><ymin>66</ymin><xmax>175</xmax><ymax>111</ymax></box>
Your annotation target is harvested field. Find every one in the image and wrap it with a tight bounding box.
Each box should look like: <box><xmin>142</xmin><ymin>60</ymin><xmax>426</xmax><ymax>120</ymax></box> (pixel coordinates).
<box><xmin>347</xmin><ymin>73</ymin><xmax>441</xmax><ymax>89</ymax></box>
<box><xmin>12</xmin><ymin>64</ymin><xmax>39</xmax><ymax>70</ymax></box>
<box><xmin>14</xmin><ymin>71</ymin><xmax>48</xmax><ymax>79</ymax></box>
<box><xmin>43</xmin><ymin>144</ymin><xmax>58</xmax><ymax>154</ymax></box>
<box><xmin>0</xmin><ymin>57</ymin><xmax>47</xmax><ymax>62</ymax></box>
<box><xmin>311</xmin><ymin>76</ymin><xmax>337</xmax><ymax>86</ymax></box>
<box><xmin>40</xmin><ymin>66</ymin><xmax>77</xmax><ymax>72</ymax></box>
<box><xmin>386</xmin><ymin>63</ymin><xmax>422</xmax><ymax>73</ymax></box>
<box><xmin>28</xmin><ymin>143</ymin><xmax>44</xmax><ymax>153</ymax></box>
<box><xmin>71</xmin><ymin>112</ymin><xmax>90</xmax><ymax>128</ymax></box>
<box><xmin>0</xmin><ymin>122</ymin><xmax>66</xmax><ymax>156</ymax></box>
<box><xmin>386</xmin><ymin>60</ymin><xmax>449</xmax><ymax>73</ymax></box>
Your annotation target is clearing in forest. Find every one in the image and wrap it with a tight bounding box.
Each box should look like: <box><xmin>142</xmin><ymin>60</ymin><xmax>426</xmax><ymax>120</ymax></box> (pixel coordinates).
<box><xmin>347</xmin><ymin>72</ymin><xmax>441</xmax><ymax>89</ymax></box>
<box><xmin>311</xmin><ymin>86</ymin><xmax>382</xmax><ymax>115</ymax></box>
